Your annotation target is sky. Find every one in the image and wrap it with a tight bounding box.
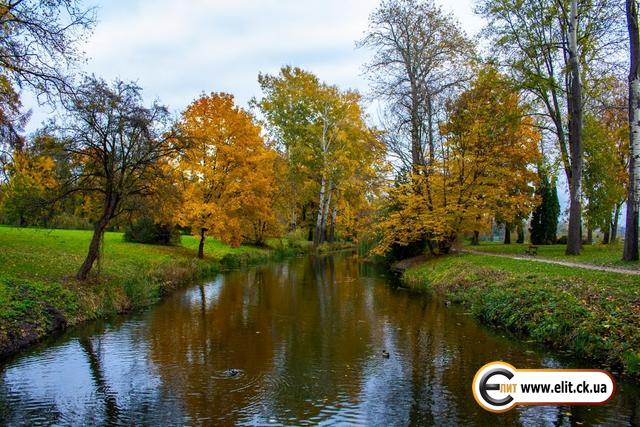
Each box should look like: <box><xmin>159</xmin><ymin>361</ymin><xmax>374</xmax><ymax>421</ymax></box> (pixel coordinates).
<box><xmin>21</xmin><ymin>0</ymin><xmax>576</xmax><ymax>220</ymax></box>
<box><xmin>23</xmin><ymin>0</ymin><xmax>485</xmax><ymax>133</ymax></box>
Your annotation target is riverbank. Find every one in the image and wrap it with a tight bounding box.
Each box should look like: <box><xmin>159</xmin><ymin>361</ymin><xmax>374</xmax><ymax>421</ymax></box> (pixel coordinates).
<box><xmin>0</xmin><ymin>226</ymin><xmax>311</xmax><ymax>358</ymax></box>
<box><xmin>402</xmin><ymin>252</ymin><xmax>640</xmax><ymax>379</ymax></box>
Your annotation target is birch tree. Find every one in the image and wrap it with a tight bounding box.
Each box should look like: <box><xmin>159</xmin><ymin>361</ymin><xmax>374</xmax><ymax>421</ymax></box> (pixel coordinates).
<box><xmin>257</xmin><ymin>67</ymin><xmax>384</xmax><ymax>246</ymax></box>
<box><xmin>624</xmin><ymin>0</ymin><xmax>640</xmax><ymax>261</ymax></box>
<box><xmin>564</xmin><ymin>0</ymin><xmax>584</xmax><ymax>254</ymax></box>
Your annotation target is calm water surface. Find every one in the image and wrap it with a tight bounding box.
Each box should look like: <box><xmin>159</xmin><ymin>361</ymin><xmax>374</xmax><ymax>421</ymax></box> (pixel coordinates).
<box><xmin>0</xmin><ymin>253</ymin><xmax>639</xmax><ymax>426</ymax></box>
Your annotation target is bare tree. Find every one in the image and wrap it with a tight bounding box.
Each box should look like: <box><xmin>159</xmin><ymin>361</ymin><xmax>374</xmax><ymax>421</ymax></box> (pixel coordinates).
<box><xmin>0</xmin><ymin>0</ymin><xmax>95</xmax><ymax>177</ymax></box>
<box><xmin>54</xmin><ymin>77</ymin><xmax>179</xmax><ymax>281</ymax></box>
<box><xmin>0</xmin><ymin>0</ymin><xmax>96</xmax><ymax>98</ymax></box>
<box><xmin>358</xmin><ymin>0</ymin><xmax>474</xmax><ymax>174</ymax></box>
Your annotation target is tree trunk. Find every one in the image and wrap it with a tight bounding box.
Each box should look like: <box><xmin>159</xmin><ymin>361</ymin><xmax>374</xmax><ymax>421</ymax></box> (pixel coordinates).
<box><xmin>586</xmin><ymin>227</ymin><xmax>593</xmax><ymax>245</ymax></box>
<box><xmin>625</xmin><ymin>0</ymin><xmax>640</xmax><ymax>261</ymax></box>
<box><xmin>471</xmin><ymin>230</ymin><xmax>479</xmax><ymax>246</ymax></box>
<box><xmin>314</xmin><ymin>176</ymin><xmax>327</xmax><ymax>246</ymax></box>
<box><xmin>322</xmin><ymin>182</ymin><xmax>333</xmax><ymax>242</ymax></box>
<box><xmin>612</xmin><ymin>203</ymin><xmax>621</xmax><ymax>243</ymax></box>
<box><xmin>504</xmin><ymin>223</ymin><xmax>511</xmax><ymax>244</ymax></box>
<box><xmin>198</xmin><ymin>228</ymin><xmax>206</xmax><ymax>259</ymax></box>
<box><xmin>328</xmin><ymin>204</ymin><xmax>337</xmax><ymax>243</ymax></box>
<box><xmin>410</xmin><ymin>80</ymin><xmax>424</xmax><ymax>172</ymax></box>
<box><xmin>489</xmin><ymin>219</ymin><xmax>495</xmax><ymax>242</ymax></box>
<box><xmin>290</xmin><ymin>204</ymin><xmax>297</xmax><ymax>231</ymax></box>
<box><xmin>77</xmin><ymin>204</ymin><xmax>115</xmax><ymax>281</ymax></box>
<box><xmin>516</xmin><ymin>222</ymin><xmax>525</xmax><ymax>244</ymax></box>
<box><xmin>565</xmin><ymin>0</ymin><xmax>583</xmax><ymax>256</ymax></box>
<box><xmin>603</xmin><ymin>226</ymin><xmax>610</xmax><ymax>244</ymax></box>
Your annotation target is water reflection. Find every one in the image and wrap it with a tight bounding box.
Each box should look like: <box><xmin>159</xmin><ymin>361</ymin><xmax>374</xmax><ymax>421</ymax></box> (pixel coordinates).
<box><xmin>0</xmin><ymin>253</ymin><xmax>638</xmax><ymax>425</ymax></box>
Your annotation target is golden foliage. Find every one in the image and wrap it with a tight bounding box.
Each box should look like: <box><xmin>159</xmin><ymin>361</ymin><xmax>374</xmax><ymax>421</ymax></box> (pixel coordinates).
<box><xmin>175</xmin><ymin>92</ymin><xmax>279</xmax><ymax>247</ymax></box>
<box><xmin>375</xmin><ymin>67</ymin><xmax>541</xmax><ymax>254</ymax></box>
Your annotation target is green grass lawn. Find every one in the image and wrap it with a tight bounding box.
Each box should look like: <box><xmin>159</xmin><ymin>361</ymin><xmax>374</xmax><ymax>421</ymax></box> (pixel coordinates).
<box><xmin>0</xmin><ymin>226</ymin><xmax>267</xmax><ymax>283</ymax></box>
<box><xmin>404</xmin><ymin>253</ymin><xmax>640</xmax><ymax>377</ymax></box>
<box><xmin>465</xmin><ymin>241</ymin><xmax>638</xmax><ymax>269</ymax></box>
<box><xmin>0</xmin><ymin>225</ymin><xmax>306</xmax><ymax>357</ymax></box>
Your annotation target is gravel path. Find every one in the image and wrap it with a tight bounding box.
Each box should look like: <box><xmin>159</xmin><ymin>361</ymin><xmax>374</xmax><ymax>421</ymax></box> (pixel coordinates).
<box><xmin>460</xmin><ymin>249</ymin><xmax>640</xmax><ymax>276</ymax></box>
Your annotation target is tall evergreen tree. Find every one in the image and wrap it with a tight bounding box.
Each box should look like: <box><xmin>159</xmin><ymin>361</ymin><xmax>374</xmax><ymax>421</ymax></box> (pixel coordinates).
<box><xmin>545</xmin><ymin>181</ymin><xmax>561</xmax><ymax>243</ymax></box>
<box><xmin>530</xmin><ymin>174</ymin><xmax>560</xmax><ymax>245</ymax></box>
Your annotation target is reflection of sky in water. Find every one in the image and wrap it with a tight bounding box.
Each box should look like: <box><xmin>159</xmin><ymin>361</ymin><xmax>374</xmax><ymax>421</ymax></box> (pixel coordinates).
<box><xmin>359</xmin><ymin>323</ymin><xmax>412</xmax><ymax>425</ymax></box>
<box><xmin>0</xmin><ymin>254</ymin><xmax>638</xmax><ymax>425</ymax></box>
<box><xmin>0</xmin><ymin>321</ymin><xmax>176</xmax><ymax>424</ymax></box>
<box><xmin>188</xmin><ymin>276</ymin><xmax>223</xmax><ymax>307</ymax></box>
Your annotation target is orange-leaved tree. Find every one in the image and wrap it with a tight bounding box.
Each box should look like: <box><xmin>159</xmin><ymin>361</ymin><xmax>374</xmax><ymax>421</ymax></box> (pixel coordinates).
<box><xmin>176</xmin><ymin>92</ymin><xmax>278</xmax><ymax>258</ymax></box>
<box><xmin>375</xmin><ymin>66</ymin><xmax>540</xmax><ymax>254</ymax></box>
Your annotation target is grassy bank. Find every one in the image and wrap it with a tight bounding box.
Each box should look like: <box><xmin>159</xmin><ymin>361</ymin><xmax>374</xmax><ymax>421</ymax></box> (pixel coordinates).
<box><xmin>466</xmin><ymin>241</ymin><xmax>637</xmax><ymax>269</ymax></box>
<box><xmin>403</xmin><ymin>253</ymin><xmax>640</xmax><ymax>378</ymax></box>
<box><xmin>0</xmin><ymin>226</ymin><xmax>309</xmax><ymax>358</ymax></box>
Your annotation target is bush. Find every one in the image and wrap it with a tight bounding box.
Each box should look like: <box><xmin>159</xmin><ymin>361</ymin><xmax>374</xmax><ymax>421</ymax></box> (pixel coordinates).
<box><xmin>124</xmin><ymin>217</ymin><xmax>181</xmax><ymax>245</ymax></box>
<box><xmin>556</xmin><ymin>235</ymin><xmax>567</xmax><ymax>245</ymax></box>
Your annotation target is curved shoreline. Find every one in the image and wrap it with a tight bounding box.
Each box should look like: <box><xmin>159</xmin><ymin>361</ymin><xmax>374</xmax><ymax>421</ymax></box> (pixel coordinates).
<box><xmin>401</xmin><ymin>253</ymin><xmax>640</xmax><ymax>381</ymax></box>
<box><xmin>0</xmin><ymin>227</ymin><xmax>306</xmax><ymax>361</ymax></box>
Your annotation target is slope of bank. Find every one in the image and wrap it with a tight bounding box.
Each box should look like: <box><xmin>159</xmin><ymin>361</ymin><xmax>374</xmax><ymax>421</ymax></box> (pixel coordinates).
<box><xmin>0</xmin><ymin>226</ymin><xmax>309</xmax><ymax>358</ymax></box>
<box><xmin>402</xmin><ymin>253</ymin><xmax>640</xmax><ymax>379</ymax></box>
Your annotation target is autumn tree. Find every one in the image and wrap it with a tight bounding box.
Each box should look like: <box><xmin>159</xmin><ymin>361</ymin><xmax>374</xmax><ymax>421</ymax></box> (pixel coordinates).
<box><xmin>583</xmin><ymin>110</ymin><xmax>628</xmax><ymax>244</ymax></box>
<box><xmin>53</xmin><ymin>77</ymin><xmax>178</xmax><ymax>280</ymax></box>
<box><xmin>256</xmin><ymin>67</ymin><xmax>386</xmax><ymax>246</ymax></box>
<box><xmin>176</xmin><ymin>92</ymin><xmax>278</xmax><ymax>258</ymax></box>
<box><xmin>375</xmin><ymin>67</ymin><xmax>540</xmax><ymax>254</ymax></box>
<box><xmin>0</xmin><ymin>148</ymin><xmax>57</xmax><ymax>226</ymax></box>
<box><xmin>0</xmin><ymin>76</ymin><xmax>29</xmax><ymax>179</ymax></box>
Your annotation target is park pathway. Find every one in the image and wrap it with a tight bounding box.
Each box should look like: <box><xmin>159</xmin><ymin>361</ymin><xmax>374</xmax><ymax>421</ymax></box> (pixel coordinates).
<box><xmin>460</xmin><ymin>249</ymin><xmax>640</xmax><ymax>275</ymax></box>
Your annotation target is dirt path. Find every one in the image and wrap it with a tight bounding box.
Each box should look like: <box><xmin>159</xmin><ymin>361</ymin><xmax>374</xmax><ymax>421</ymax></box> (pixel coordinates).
<box><xmin>460</xmin><ymin>249</ymin><xmax>640</xmax><ymax>275</ymax></box>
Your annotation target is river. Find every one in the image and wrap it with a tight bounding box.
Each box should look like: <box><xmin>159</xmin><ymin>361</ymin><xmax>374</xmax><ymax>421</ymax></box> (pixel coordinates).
<box><xmin>0</xmin><ymin>253</ymin><xmax>638</xmax><ymax>425</ymax></box>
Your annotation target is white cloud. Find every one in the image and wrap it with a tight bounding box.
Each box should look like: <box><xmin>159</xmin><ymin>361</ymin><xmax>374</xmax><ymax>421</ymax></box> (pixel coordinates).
<box><xmin>24</xmin><ymin>0</ymin><xmax>483</xmax><ymax>131</ymax></box>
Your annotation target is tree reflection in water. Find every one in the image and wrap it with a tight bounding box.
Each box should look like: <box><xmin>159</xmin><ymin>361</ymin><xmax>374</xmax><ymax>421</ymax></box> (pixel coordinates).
<box><xmin>0</xmin><ymin>253</ymin><xmax>639</xmax><ymax>425</ymax></box>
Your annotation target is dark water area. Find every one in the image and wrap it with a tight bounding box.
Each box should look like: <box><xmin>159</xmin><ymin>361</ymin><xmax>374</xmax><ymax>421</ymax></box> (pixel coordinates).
<box><xmin>0</xmin><ymin>253</ymin><xmax>639</xmax><ymax>426</ymax></box>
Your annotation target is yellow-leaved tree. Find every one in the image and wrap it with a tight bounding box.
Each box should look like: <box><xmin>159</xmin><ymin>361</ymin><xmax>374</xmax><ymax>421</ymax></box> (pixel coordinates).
<box><xmin>1</xmin><ymin>148</ymin><xmax>57</xmax><ymax>226</ymax></box>
<box><xmin>176</xmin><ymin>92</ymin><xmax>278</xmax><ymax>258</ymax></box>
<box><xmin>256</xmin><ymin>66</ymin><xmax>387</xmax><ymax>246</ymax></box>
<box><xmin>376</xmin><ymin>66</ymin><xmax>540</xmax><ymax>254</ymax></box>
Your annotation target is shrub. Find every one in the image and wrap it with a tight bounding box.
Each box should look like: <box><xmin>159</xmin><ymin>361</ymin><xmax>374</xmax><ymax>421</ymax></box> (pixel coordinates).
<box><xmin>124</xmin><ymin>217</ymin><xmax>181</xmax><ymax>245</ymax></box>
<box><xmin>556</xmin><ymin>235</ymin><xmax>568</xmax><ymax>245</ymax></box>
